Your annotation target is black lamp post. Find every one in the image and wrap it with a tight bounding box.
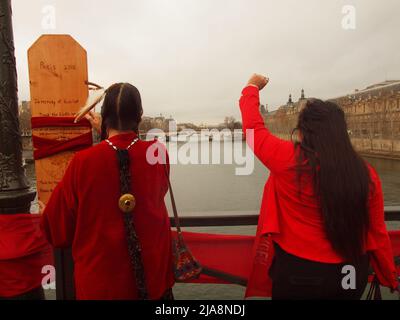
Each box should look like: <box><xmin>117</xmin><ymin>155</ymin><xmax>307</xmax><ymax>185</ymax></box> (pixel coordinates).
<box><xmin>0</xmin><ymin>0</ymin><xmax>35</xmax><ymax>214</ymax></box>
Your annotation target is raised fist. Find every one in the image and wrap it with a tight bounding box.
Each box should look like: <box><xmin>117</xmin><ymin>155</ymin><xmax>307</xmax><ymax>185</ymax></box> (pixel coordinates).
<box><xmin>247</xmin><ymin>74</ymin><xmax>269</xmax><ymax>90</ymax></box>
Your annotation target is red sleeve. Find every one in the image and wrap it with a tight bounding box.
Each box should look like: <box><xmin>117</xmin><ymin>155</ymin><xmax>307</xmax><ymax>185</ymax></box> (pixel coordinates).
<box><xmin>41</xmin><ymin>154</ymin><xmax>79</xmax><ymax>248</ymax></box>
<box><xmin>239</xmin><ymin>86</ymin><xmax>295</xmax><ymax>173</ymax></box>
<box><xmin>367</xmin><ymin>168</ymin><xmax>399</xmax><ymax>290</ymax></box>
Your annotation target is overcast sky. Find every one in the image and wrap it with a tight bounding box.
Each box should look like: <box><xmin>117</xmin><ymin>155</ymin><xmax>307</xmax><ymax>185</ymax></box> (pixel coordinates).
<box><xmin>12</xmin><ymin>0</ymin><xmax>400</xmax><ymax>124</ymax></box>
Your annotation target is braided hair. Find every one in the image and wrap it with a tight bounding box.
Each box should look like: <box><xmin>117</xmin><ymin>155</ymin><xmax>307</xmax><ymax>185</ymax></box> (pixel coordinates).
<box><xmin>100</xmin><ymin>83</ymin><xmax>143</xmax><ymax>140</ymax></box>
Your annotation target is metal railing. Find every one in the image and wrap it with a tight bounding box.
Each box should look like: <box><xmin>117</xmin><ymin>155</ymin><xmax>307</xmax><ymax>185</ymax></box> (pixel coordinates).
<box><xmin>170</xmin><ymin>206</ymin><xmax>400</xmax><ymax>227</ymax></box>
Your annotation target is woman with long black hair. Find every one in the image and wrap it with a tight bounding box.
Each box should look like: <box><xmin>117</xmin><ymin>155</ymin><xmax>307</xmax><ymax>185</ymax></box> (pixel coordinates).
<box><xmin>240</xmin><ymin>74</ymin><xmax>398</xmax><ymax>299</ymax></box>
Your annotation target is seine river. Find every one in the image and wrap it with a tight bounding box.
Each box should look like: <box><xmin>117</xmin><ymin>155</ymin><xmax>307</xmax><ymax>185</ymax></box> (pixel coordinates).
<box><xmin>25</xmin><ymin>142</ymin><xmax>400</xmax><ymax>300</ymax></box>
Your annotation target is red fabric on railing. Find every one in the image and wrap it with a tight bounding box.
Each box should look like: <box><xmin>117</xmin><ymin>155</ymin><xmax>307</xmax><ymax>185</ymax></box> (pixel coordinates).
<box><xmin>172</xmin><ymin>231</ymin><xmax>254</xmax><ymax>284</ymax></box>
<box><xmin>0</xmin><ymin>214</ymin><xmax>53</xmax><ymax>298</ymax></box>
<box><xmin>30</xmin><ymin>117</ymin><xmax>93</xmax><ymax>160</ymax></box>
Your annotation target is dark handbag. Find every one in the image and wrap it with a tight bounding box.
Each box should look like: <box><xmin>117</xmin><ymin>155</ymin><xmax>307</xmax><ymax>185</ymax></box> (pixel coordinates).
<box><xmin>163</xmin><ymin>164</ymin><xmax>203</xmax><ymax>282</ymax></box>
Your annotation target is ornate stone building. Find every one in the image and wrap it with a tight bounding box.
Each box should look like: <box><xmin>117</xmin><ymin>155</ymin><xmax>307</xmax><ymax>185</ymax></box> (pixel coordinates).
<box><xmin>263</xmin><ymin>81</ymin><xmax>400</xmax><ymax>160</ymax></box>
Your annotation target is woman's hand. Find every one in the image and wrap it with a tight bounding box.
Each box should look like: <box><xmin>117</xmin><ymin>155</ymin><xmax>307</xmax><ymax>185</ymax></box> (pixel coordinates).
<box><xmin>38</xmin><ymin>200</ymin><xmax>46</xmax><ymax>215</ymax></box>
<box><xmin>85</xmin><ymin>111</ymin><xmax>102</xmax><ymax>134</ymax></box>
<box><xmin>247</xmin><ymin>74</ymin><xmax>269</xmax><ymax>91</ymax></box>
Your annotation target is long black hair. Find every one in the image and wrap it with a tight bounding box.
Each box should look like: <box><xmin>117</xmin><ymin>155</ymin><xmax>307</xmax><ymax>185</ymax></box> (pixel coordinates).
<box><xmin>294</xmin><ymin>99</ymin><xmax>371</xmax><ymax>262</ymax></box>
<box><xmin>100</xmin><ymin>83</ymin><xmax>143</xmax><ymax>140</ymax></box>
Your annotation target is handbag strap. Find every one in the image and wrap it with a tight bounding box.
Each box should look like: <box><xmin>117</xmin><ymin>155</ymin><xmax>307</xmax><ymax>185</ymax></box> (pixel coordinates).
<box><xmin>163</xmin><ymin>163</ymin><xmax>183</xmax><ymax>235</ymax></box>
<box><xmin>162</xmin><ymin>158</ymin><xmax>251</xmax><ymax>287</ymax></box>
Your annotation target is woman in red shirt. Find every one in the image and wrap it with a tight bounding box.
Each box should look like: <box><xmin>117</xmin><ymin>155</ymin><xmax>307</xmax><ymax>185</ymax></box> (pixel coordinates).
<box><xmin>240</xmin><ymin>74</ymin><xmax>398</xmax><ymax>299</ymax></box>
<box><xmin>41</xmin><ymin>83</ymin><xmax>174</xmax><ymax>300</ymax></box>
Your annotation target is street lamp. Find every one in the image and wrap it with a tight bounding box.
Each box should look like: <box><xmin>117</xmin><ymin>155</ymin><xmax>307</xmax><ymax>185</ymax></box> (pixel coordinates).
<box><xmin>0</xmin><ymin>0</ymin><xmax>35</xmax><ymax>214</ymax></box>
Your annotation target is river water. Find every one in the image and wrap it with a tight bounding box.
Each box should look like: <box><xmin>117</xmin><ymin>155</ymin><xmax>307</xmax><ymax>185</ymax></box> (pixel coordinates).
<box><xmin>25</xmin><ymin>142</ymin><xmax>400</xmax><ymax>299</ymax></box>
<box><xmin>26</xmin><ymin>142</ymin><xmax>400</xmax><ymax>213</ymax></box>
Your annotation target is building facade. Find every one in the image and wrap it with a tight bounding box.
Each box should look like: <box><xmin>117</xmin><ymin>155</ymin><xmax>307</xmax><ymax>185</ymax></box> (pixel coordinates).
<box><xmin>263</xmin><ymin>81</ymin><xmax>400</xmax><ymax>160</ymax></box>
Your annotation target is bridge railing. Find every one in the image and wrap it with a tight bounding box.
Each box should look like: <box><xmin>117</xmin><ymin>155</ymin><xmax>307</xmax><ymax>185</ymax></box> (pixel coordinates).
<box><xmin>170</xmin><ymin>206</ymin><xmax>400</xmax><ymax>227</ymax></box>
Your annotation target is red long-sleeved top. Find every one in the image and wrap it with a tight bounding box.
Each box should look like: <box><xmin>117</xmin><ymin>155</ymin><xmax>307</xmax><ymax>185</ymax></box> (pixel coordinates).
<box><xmin>240</xmin><ymin>85</ymin><xmax>398</xmax><ymax>290</ymax></box>
<box><xmin>41</xmin><ymin>133</ymin><xmax>175</xmax><ymax>299</ymax></box>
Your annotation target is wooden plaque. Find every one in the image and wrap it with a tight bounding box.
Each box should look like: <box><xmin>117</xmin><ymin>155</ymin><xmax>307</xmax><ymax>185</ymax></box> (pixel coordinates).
<box><xmin>28</xmin><ymin>35</ymin><xmax>90</xmax><ymax>204</ymax></box>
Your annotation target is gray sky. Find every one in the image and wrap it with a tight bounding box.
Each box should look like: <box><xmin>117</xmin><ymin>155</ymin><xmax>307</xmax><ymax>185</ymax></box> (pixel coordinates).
<box><xmin>12</xmin><ymin>0</ymin><xmax>400</xmax><ymax>124</ymax></box>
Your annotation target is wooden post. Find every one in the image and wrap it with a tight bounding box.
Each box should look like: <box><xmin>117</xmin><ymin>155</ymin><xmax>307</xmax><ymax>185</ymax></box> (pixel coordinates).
<box><xmin>28</xmin><ymin>35</ymin><xmax>91</xmax><ymax>300</ymax></box>
<box><xmin>28</xmin><ymin>35</ymin><xmax>90</xmax><ymax>204</ymax></box>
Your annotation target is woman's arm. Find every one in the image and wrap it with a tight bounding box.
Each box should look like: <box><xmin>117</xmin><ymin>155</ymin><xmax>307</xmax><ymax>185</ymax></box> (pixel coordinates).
<box><xmin>239</xmin><ymin>74</ymin><xmax>294</xmax><ymax>173</ymax></box>
<box><xmin>367</xmin><ymin>169</ymin><xmax>399</xmax><ymax>290</ymax></box>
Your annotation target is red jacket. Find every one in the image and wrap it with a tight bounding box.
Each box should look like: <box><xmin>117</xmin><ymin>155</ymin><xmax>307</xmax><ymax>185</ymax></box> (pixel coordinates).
<box><xmin>41</xmin><ymin>133</ymin><xmax>175</xmax><ymax>299</ymax></box>
<box><xmin>240</xmin><ymin>85</ymin><xmax>399</xmax><ymax>294</ymax></box>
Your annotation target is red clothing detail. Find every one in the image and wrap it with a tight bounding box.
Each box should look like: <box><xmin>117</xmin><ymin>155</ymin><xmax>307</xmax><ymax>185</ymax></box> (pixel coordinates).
<box><xmin>0</xmin><ymin>214</ymin><xmax>53</xmax><ymax>298</ymax></box>
<box><xmin>239</xmin><ymin>85</ymin><xmax>398</xmax><ymax>295</ymax></box>
<box><xmin>41</xmin><ymin>133</ymin><xmax>175</xmax><ymax>300</ymax></box>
